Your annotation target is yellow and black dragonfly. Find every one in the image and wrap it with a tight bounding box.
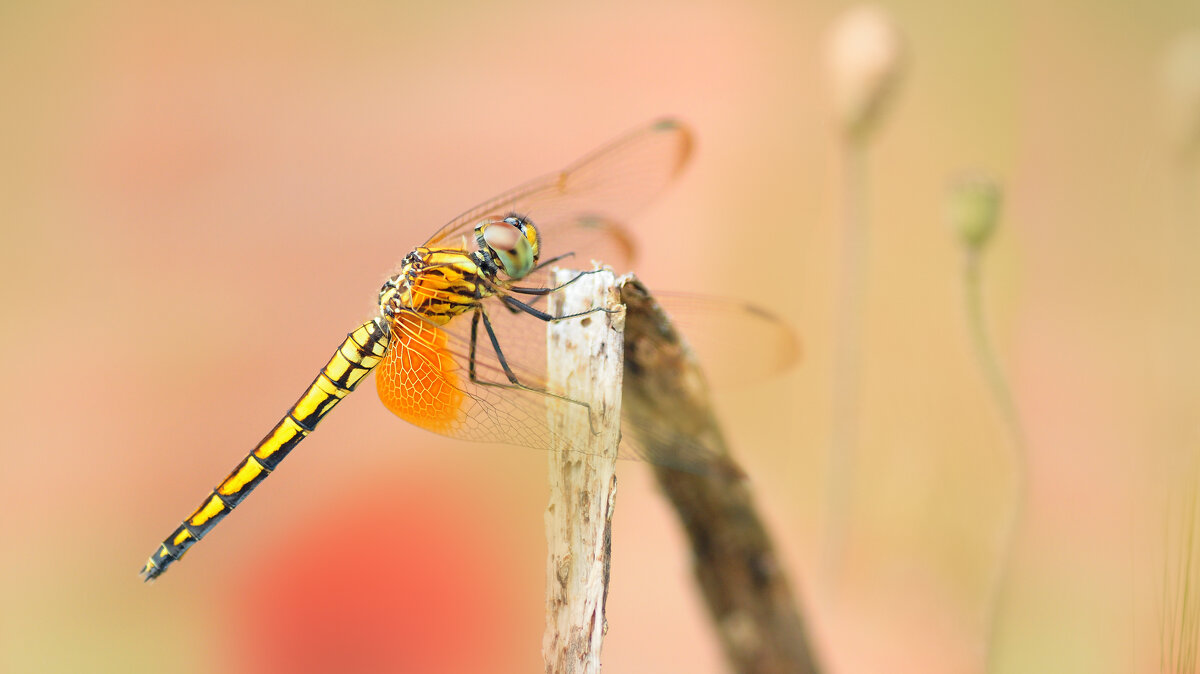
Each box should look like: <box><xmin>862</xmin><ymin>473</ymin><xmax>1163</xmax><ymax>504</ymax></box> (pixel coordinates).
<box><xmin>140</xmin><ymin>119</ymin><xmax>702</xmax><ymax>581</ymax></box>
<box><xmin>141</xmin><ymin>119</ymin><xmax>797</xmax><ymax>581</ymax></box>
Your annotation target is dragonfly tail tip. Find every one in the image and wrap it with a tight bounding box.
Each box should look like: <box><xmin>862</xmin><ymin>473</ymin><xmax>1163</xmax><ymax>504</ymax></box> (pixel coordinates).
<box><xmin>139</xmin><ymin>562</ymin><xmax>161</xmax><ymax>584</ymax></box>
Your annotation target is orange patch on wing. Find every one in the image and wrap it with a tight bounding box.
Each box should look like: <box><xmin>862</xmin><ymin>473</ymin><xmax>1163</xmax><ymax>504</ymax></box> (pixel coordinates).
<box><xmin>376</xmin><ymin>313</ymin><xmax>466</xmax><ymax>433</ymax></box>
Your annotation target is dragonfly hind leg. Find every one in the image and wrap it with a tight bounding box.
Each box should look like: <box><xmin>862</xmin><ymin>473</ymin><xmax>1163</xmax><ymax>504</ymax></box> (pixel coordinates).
<box><xmin>467</xmin><ymin>309</ymin><xmax>604</xmax><ymax>437</ymax></box>
<box><xmin>499</xmin><ymin>293</ymin><xmax>616</xmax><ymax>323</ymax></box>
<box><xmin>507</xmin><ymin>267</ymin><xmax>608</xmax><ymax>297</ymax></box>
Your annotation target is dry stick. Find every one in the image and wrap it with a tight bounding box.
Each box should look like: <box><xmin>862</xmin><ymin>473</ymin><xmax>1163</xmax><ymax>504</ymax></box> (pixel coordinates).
<box><xmin>543</xmin><ymin>268</ymin><xmax>625</xmax><ymax>674</ymax></box>
<box><xmin>620</xmin><ymin>277</ymin><xmax>820</xmax><ymax>674</ymax></box>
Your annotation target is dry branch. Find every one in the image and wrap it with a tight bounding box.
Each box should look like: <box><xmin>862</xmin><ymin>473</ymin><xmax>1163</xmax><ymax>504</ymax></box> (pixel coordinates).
<box><xmin>620</xmin><ymin>277</ymin><xmax>820</xmax><ymax>674</ymax></box>
<box><xmin>543</xmin><ymin>269</ymin><xmax>625</xmax><ymax>674</ymax></box>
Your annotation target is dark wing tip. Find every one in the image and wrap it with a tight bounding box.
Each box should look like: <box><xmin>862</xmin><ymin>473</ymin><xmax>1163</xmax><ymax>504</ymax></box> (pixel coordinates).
<box><xmin>741</xmin><ymin>302</ymin><xmax>803</xmax><ymax>370</ymax></box>
<box><xmin>650</xmin><ymin>118</ymin><xmax>695</xmax><ymax>179</ymax></box>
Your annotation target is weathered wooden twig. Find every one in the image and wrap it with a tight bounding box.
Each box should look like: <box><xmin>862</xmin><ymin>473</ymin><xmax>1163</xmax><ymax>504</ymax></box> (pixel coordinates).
<box><xmin>620</xmin><ymin>277</ymin><xmax>820</xmax><ymax>674</ymax></box>
<box><xmin>543</xmin><ymin>269</ymin><xmax>625</xmax><ymax>674</ymax></box>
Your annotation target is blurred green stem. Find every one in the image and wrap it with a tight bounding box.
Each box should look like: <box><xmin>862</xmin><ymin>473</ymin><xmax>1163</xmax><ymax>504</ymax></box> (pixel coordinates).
<box><xmin>1162</xmin><ymin>472</ymin><xmax>1200</xmax><ymax>673</ymax></box>
<box><xmin>824</xmin><ymin>136</ymin><xmax>867</xmax><ymax>580</ymax></box>
<box><xmin>1162</xmin><ymin>157</ymin><xmax>1200</xmax><ymax>674</ymax></box>
<box><xmin>963</xmin><ymin>247</ymin><xmax>1027</xmax><ymax>670</ymax></box>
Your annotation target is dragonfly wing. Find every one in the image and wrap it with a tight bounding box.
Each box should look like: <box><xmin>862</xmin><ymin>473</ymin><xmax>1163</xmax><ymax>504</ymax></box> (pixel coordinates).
<box><xmin>375</xmin><ymin>300</ymin><xmax>731</xmax><ymax>473</ymax></box>
<box><xmin>651</xmin><ymin>291</ymin><xmax>801</xmax><ymax>387</ymax></box>
<box><xmin>376</xmin><ymin>308</ymin><xmax>576</xmax><ymax>454</ymax></box>
<box><xmin>423</xmin><ymin>119</ymin><xmax>693</xmax><ymax>271</ymax></box>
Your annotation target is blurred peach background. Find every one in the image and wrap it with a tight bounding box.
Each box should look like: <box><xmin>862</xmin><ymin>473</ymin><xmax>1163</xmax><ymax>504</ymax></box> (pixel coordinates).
<box><xmin>2</xmin><ymin>1</ymin><xmax>1198</xmax><ymax>672</ymax></box>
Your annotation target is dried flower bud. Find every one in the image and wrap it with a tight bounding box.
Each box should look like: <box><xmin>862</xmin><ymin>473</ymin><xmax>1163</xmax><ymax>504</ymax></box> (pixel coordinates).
<box><xmin>824</xmin><ymin>5</ymin><xmax>906</xmax><ymax>142</ymax></box>
<box><xmin>1159</xmin><ymin>30</ymin><xmax>1200</xmax><ymax>162</ymax></box>
<box><xmin>947</xmin><ymin>174</ymin><xmax>1002</xmax><ymax>252</ymax></box>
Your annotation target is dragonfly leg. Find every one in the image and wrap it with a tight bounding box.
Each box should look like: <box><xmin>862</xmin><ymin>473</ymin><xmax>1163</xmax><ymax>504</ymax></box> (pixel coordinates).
<box><xmin>508</xmin><ymin>268</ymin><xmax>607</xmax><ymax>297</ymax></box>
<box><xmin>528</xmin><ymin>251</ymin><xmax>576</xmax><ymax>273</ymax></box>
<box><xmin>468</xmin><ymin>310</ymin><xmax>481</xmax><ymax>381</ymax></box>
<box><xmin>501</xmin><ymin>294</ymin><xmax>615</xmax><ymax>322</ymax></box>
<box><xmin>501</xmin><ymin>268</ymin><xmax>604</xmax><ymax>314</ymax></box>
<box><xmin>467</xmin><ymin>307</ymin><xmax>601</xmax><ymax>436</ymax></box>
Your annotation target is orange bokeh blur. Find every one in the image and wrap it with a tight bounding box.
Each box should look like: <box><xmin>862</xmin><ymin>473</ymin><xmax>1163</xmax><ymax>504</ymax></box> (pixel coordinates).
<box><xmin>227</xmin><ymin>479</ymin><xmax>523</xmax><ymax>674</ymax></box>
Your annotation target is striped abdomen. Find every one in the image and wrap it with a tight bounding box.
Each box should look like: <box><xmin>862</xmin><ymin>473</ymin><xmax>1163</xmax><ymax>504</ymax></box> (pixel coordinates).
<box><xmin>140</xmin><ymin>318</ymin><xmax>390</xmax><ymax>581</ymax></box>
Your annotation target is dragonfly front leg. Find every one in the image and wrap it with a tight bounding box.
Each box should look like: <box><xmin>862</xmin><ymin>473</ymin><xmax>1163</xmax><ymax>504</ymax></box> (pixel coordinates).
<box><xmin>527</xmin><ymin>251</ymin><xmax>576</xmax><ymax>274</ymax></box>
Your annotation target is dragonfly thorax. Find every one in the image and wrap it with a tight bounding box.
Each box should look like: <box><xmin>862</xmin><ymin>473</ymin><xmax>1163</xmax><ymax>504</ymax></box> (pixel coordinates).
<box><xmin>473</xmin><ymin>214</ymin><xmax>541</xmax><ymax>281</ymax></box>
<box><xmin>377</xmin><ymin>247</ymin><xmax>495</xmax><ymax>326</ymax></box>
<box><xmin>377</xmin><ymin>273</ymin><xmax>405</xmax><ymax>318</ymax></box>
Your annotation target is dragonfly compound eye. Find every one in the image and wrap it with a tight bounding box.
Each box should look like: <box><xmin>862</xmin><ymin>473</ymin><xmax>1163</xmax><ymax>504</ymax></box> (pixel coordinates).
<box><xmin>483</xmin><ymin>220</ymin><xmax>536</xmax><ymax>279</ymax></box>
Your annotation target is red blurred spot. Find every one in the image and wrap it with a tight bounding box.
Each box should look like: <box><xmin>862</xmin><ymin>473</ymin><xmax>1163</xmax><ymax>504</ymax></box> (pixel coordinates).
<box><xmin>226</xmin><ymin>476</ymin><xmax>524</xmax><ymax>674</ymax></box>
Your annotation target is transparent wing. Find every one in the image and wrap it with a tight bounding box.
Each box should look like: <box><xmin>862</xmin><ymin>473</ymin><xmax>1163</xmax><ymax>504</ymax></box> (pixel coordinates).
<box><xmin>374</xmin><ymin>285</ymin><xmax>799</xmax><ymax>474</ymax></box>
<box><xmin>652</xmin><ymin>291</ymin><xmax>801</xmax><ymax>386</ymax></box>
<box><xmin>376</xmin><ymin>304</ymin><xmax>703</xmax><ymax>467</ymax></box>
<box><xmin>375</xmin><ymin>307</ymin><xmax>565</xmax><ymax>452</ymax></box>
<box><xmin>423</xmin><ymin>119</ymin><xmax>693</xmax><ymax>272</ymax></box>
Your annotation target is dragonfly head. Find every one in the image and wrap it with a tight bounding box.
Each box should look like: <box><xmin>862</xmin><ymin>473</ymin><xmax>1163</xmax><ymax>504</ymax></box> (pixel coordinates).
<box><xmin>477</xmin><ymin>215</ymin><xmax>540</xmax><ymax>280</ymax></box>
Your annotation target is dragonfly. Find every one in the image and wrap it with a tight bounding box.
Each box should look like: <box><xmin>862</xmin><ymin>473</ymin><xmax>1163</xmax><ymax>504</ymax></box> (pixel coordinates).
<box><xmin>140</xmin><ymin>119</ymin><xmax>794</xmax><ymax>582</ymax></box>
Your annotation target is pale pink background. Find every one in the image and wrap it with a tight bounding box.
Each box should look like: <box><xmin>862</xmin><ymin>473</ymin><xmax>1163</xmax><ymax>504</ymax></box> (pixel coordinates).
<box><xmin>1</xmin><ymin>1</ymin><xmax>1197</xmax><ymax>672</ymax></box>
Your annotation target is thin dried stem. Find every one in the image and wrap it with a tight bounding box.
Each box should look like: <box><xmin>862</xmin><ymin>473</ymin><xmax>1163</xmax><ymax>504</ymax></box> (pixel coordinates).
<box><xmin>962</xmin><ymin>248</ymin><xmax>1027</xmax><ymax>669</ymax></box>
<box><xmin>824</xmin><ymin>135</ymin><xmax>868</xmax><ymax>579</ymax></box>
